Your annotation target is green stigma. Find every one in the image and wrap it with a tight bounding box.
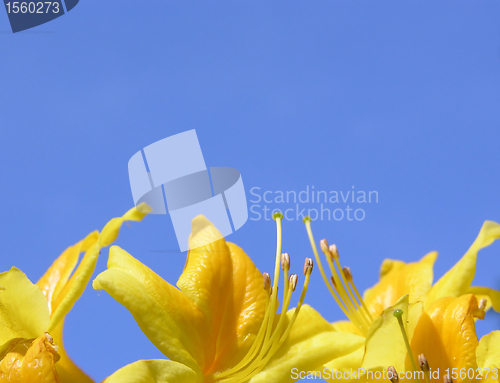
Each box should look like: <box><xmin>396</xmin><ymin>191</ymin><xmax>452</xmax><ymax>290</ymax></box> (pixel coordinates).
<box><xmin>393</xmin><ymin>309</ymin><xmax>403</xmax><ymax>319</ymax></box>
<box><xmin>273</xmin><ymin>211</ymin><xmax>284</xmax><ymax>220</ymax></box>
<box><xmin>393</xmin><ymin>307</ymin><xmax>422</xmax><ymax>383</ymax></box>
<box><xmin>302</xmin><ymin>216</ymin><xmax>311</xmax><ymax>223</ymax></box>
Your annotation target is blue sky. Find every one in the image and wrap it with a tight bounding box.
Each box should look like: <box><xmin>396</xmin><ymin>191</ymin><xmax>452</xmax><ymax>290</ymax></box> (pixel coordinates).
<box><xmin>1</xmin><ymin>1</ymin><xmax>499</xmax><ymax>382</ymax></box>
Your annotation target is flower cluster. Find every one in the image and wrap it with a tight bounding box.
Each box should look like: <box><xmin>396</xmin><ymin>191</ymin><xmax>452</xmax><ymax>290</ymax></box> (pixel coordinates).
<box><xmin>0</xmin><ymin>204</ymin><xmax>499</xmax><ymax>383</ymax></box>
<box><xmin>304</xmin><ymin>217</ymin><xmax>500</xmax><ymax>383</ymax></box>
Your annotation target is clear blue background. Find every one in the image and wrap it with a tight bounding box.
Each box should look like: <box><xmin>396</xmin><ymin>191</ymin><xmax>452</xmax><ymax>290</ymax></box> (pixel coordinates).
<box><xmin>1</xmin><ymin>1</ymin><xmax>499</xmax><ymax>382</ymax></box>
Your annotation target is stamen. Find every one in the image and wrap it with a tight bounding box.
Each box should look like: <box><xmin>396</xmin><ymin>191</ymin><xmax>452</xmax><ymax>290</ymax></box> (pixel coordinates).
<box><xmin>263</xmin><ymin>273</ymin><xmax>271</xmax><ymax>291</ymax></box>
<box><xmin>388</xmin><ymin>366</ymin><xmax>399</xmax><ymax>383</ymax></box>
<box><xmin>231</xmin><ymin>263</ymin><xmax>313</xmax><ymax>383</ymax></box>
<box><xmin>321</xmin><ymin>238</ymin><xmax>371</xmax><ymax>332</ymax></box>
<box><xmin>393</xmin><ymin>309</ymin><xmax>422</xmax><ymax>383</ymax></box>
<box><xmin>473</xmin><ymin>298</ymin><xmax>487</xmax><ymax>319</ymax></box>
<box><xmin>320</xmin><ymin>239</ymin><xmax>330</xmax><ymax>256</ymax></box>
<box><xmin>44</xmin><ymin>332</ymin><xmax>54</xmax><ymax>344</ymax></box>
<box><xmin>330</xmin><ymin>275</ymin><xmax>336</xmax><ymax>288</ymax></box>
<box><xmin>304</xmin><ymin>258</ymin><xmax>313</xmax><ymax>276</ymax></box>
<box><xmin>302</xmin><ymin>218</ymin><xmax>373</xmax><ymax>335</ymax></box>
<box><xmin>278</xmin><ymin>262</ymin><xmax>311</xmax><ymax>343</ymax></box>
<box><xmin>289</xmin><ymin>274</ymin><xmax>298</xmax><ymax>292</ymax></box>
<box><xmin>213</xmin><ymin>212</ymin><xmax>311</xmax><ymax>383</ymax></box>
<box><xmin>281</xmin><ymin>253</ymin><xmax>290</xmax><ymax>271</ymax></box>
<box><xmin>329</xmin><ymin>244</ymin><xmax>340</xmax><ymax>259</ymax></box>
<box><xmin>479</xmin><ymin>298</ymin><xmax>487</xmax><ymax>311</ymax></box>
<box><xmin>339</xmin><ymin>265</ymin><xmax>374</xmax><ymax>325</ymax></box>
<box><xmin>303</xmin><ymin>218</ymin><xmax>339</xmax><ymax>303</ymax></box>
<box><xmin>44</xmin><ymin>331</ymin><xmax>59</xmax><ymax>354</ymax></box>
<box><xmin>418</xmin><ymin>354</ymin><xmax>429</xmax><ymax>372</ymax></box>
<box><xmin>345</xmin><ymin>266</ymin><xmax>374</xmax><ymax>323</ymax></box>
<box><xmin>322</xmin><ymin>242</ymin><xmax>365</xmax><ymax>329</ymax></box>
<box><xmin>343</xmin><ymin>267</ymin><xmax>352</xmax><ymax>281</ymax></box>
<box><xmin>444</xmin><ymin>374</ymin><xmax>453</xmax><ymax>383</ymax></box>
<box><xmin>419</xmin><ymin>353</ymin><xmax>431</xmax><ymax>383</ymax></box>
<box><xmin>327</xmin><ymin>247</ymin><xmax>372</xmax><ymax>329</ymax></box>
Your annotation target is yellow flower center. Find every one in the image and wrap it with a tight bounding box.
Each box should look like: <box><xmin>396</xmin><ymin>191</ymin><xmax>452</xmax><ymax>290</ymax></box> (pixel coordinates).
<box><xmin>303</xmin><ymin>218</ymin><xmax>494</xmax><ymax>383</ymax></box>
<box><xmin>213</xmin><ymin>212</ymin><xmax>313</xmax><ymax>383</ymax></box>
<box><xmin>0</xmin><ymin>332</ymin><xmax>60</xmax><ymax>382</ymax></box>
<box><xmin>303</xmin><ymin>217</ymin><xmax>374</xmax><ymax>336</ymax></box>
<box><xmin>391</xmin><ymin>303</ymin><xmax>488</xmax><ymax>383</ymax></box>
<box><xmin>393</xmin><ymin>308</ymin><xmax>425</xmax><ymax>383</ymax></box>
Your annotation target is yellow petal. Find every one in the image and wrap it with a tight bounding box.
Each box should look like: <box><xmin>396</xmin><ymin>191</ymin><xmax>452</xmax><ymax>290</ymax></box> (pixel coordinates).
<box><xmin>48</xmin><ymin>204</ymin><xmax>151</xmax><ymax>332</ymax></box>
<box><xmin>0</xmin><ymin>268</ymin><xmax>49</xmax><ymax>345</ymax></box>
<box><xmin>330</xmin><ymin>300</ymin><xmax>422</xmax><ymax>383</ymax></box>
<box><xmin>363</xmin><ymin>252</ymin><xmax>437</xmax><ymax>318</ymax></box>
<box><xmin>407</xmin><ymin>300</ymin><xmax>423</xmax><ymax>341</ymax></box>
<box><xmin>177</xmin><ymin>215</ymin><xmax>267</xmax><ymax>375</ymax></box>
<box><xmin>321</xmin><ymin>346</ymin><xmax>366</xmax><ymax>383</ymax></box>
<box><xmin>322</xmin><ymin>319</ymin><xmax>367</xmax><ymax>383</ymax></box>
<box><xmin>477</xmin><ymin>331</ymin><xmax>500</xmax><ymax>383</ymax></box>
<box><xmin>92</xmin><ymin>246</ymin><xmax>207</xmax><ymax>375</ymax></box>
<box><xmin>468</xmin><ymin>286</ymin><xmax>500</xmax><ymax>313</ymax></box>
<box><xmin>332</xmin><ymin>320</ymin><xmax>362</xmax><ymax>335</ymax></box>
<box><xmin>102</xmin><ymin>360</ymin><xmax>203</xmax><ymax>383</ymax></box>
<box><xmin>410</xmin><ymin>295</ymin><xmax>479</xmax><ymax>380</ymax></box>
<box><xmin>425</xmin><ymin>221</ymin><xmax>500</xmax><ymax>308</ymax></box>
<box><xmin>362</xmin><ymin>295</ymin><xmax>409</xmax><ymax>373</ymax></box>
<box><xmin>37</xmin><ymin>232</ymin><xmax>98</xmax><ymax>317</ymax></box>
<box><xmin>477</xmin><ymin>331</ymin><xmax>500</xmax><ymax>370</ymax></box>
<box><xmin>179</xmin><ymin>215</ymin><xmax>232</xmax><ymax>321</ymax></box>
<box><xmin>248</xmin><ymin>305</ymin><xmax>365</xmax><ymax>383</ymax></box>
<box><xmin>178</xmin><ymin>215</ymin><xmax>232</xmax><ymax>334</ymax></box>
<box><xmin>99</xmin><ymin>204</ymin><xmax>152</xmax><ymax>247</ymax></box>
<box><xmin>0</xmin><ymin>334</ymin><xmax>59</xmax><ymax>383</ymax></box>
<box><xmin>205</xmin><ymin>242</ymin><xmax>267</xmax><ymax>375</ymax></box>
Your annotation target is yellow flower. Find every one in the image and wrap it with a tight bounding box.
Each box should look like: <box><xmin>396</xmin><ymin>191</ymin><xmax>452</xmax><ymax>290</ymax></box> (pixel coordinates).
<box><xmin>356</xmin><ymin>293</ymin><xmax>499</xmax><ymax>383</ymax></box>
<box><xmin>0</xmin><ymin>204</ymin><xmax>150</xmax><ymax>383</ymax></box>
<box><xmin>93</xmin><ymin>214</ymin><xmax>364</xmax><ymax>383</ymax></box>
<box><xmin>410</xmin><ymin>294</ymin><xmax>484</xmax><ymax>382</ymax></box>
<box><xmin>303</xmin><ymin>218</ymin><xmax>500</xmax><ymax>382</ymax></box>
<box><xmin>304</xmin><ymin>218</ymin><xmax>500</xmax><ymax>336</ymax></box>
